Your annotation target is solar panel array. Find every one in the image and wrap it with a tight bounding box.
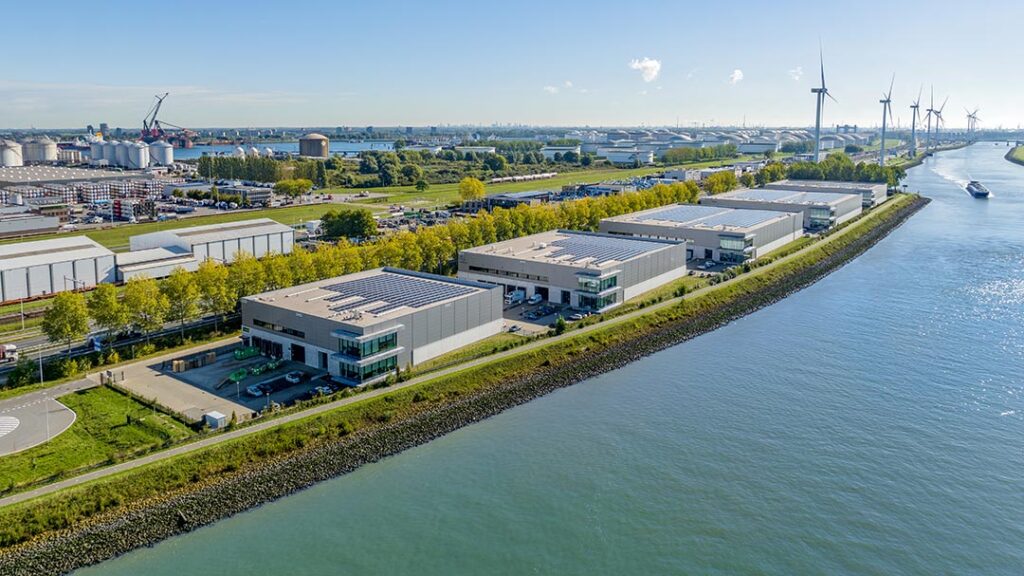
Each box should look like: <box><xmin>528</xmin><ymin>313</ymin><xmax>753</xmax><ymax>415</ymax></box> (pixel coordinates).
<box><xmin>546</xmin><ymin>234</ymin><xmax>661</xmax><ymax>265</ymax></box>
<box><xmin>727</xmin><ymin>189</ymin><xmax>796</xmax><ymax>201</ymax></box>
<box><xmin>633</xmin><ymin>204</ymin><xmax>729</xmax><ymax>224</ymax></box>
<box><xmin>697</xmin><ymin>209</ymin><xmax>783</xmax><ymax>228</ymax></box>
<box><xmin>321</xmin><ymin>272</ymin><xmax>478</xmax><ymax>316</ymax></box>
<box><xmin>726</xmin><ymin>188</ymin><xmax>851</xmax><ymax>204</ymax></box>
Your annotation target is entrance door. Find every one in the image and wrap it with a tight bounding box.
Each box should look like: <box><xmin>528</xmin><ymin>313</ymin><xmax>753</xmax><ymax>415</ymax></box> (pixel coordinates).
<box><xmin>561</xmin><ymin>290</ymin><xmax>571</xmax><ymax>305</ymax></box>
<box><xmin>704</xmin><ymin>248</ymin><xmax>713</xmax><ymax>260</ymax></box>
<box><xmin>318</xmin><ymin>351</ymin><xmax>328</xmax><ymax>369</ymax></box>
<box><xmin>290</xmin><ymin>343</ymin><xmax>306</xmax><ymax>364</ymax></box>
<box><xmin>534</xmin><ymin>286</ymin><xmax>549</xmax><ymax>301</ymax></box>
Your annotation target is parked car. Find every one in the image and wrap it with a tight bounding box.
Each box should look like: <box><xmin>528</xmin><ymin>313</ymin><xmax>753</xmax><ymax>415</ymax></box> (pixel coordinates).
<box><xmin>245</xmin><ymin>384</ymin><xmax>264</xmax><ymax>397</ymax></box>
<box><xmin>508</xmin><ymin>325</ymin><xmax>521</xmax><ymax>333</ymax></box>
<box><xmin>285</xmin><ymin>370</ymin><xmax>306</xmax><ymax>385</ymax></box>
<box><xmin>527</xmin><ymin>294</ymin><xmax>543</xmax><ymax>305</ymax></box>
<box><xmin>569</xmin><ymin>313</ymin><xmax>585</xmax><ymax>321</ymax></box>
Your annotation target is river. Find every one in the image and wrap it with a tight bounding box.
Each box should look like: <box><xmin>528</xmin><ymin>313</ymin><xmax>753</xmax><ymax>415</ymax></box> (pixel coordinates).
<box><xmin>78</xmin><ymin>143</ymin><xmax>1024</xmax><ymax>575</ymax></box>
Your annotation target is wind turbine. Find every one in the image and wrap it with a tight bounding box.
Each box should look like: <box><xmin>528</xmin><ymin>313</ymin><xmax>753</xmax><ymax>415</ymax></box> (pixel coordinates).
<box><xmin>924</xmin><ymin>87</ymin><xmax>936</xmax><ymax>152</ymax></box>
<box><xmin>909</xmin><ymin>86</ymin><xmax>922</xmax><ymax>156</ymax></box>
<box><xmin>964</xmin><ymin>107</ymin><xmax>980</xmax><ymax>139</ymax></box>
<box><xmin>879</xmin><ymin>74</ymin><xmax>894</xmax><ymax>166</ymax></box>
<box><xmin>811</xmin><ymin>44</ymin><xmax>837</xmax><ymax>162</ymax></box>
<box><xmin>934</xmin><ymin>96</ymin><xmax>948</xmax><ymax>145</ymax></box>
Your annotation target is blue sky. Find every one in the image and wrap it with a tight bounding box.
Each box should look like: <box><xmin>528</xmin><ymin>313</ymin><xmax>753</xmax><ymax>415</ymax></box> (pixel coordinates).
<box><xmin>3</xmin><ymin>0</ymin><xmax>1021</xmax><ymax>129</ymax></box>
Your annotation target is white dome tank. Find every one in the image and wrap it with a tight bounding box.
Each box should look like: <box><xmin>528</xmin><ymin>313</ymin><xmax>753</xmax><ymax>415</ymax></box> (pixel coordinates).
<box><xmin>0</xmin><ymin>140</ymin><xmax>24</xmax><ymax>167</ymax></box>
<box><xmin>150</xmin><ymin>140</ymin><xmax>174</xmax><ymax>165</ymax></box>
<box><xmin>115</xmin><ymin>141</ymin><xmax>130</xmax><ymax>167</ymax></box>
<box><xmin>127</xmin><ymin>142</ymin><xmax>150</xmax><ymax>169</ymax></box>
<box><xmin>247</xmin><ymin>146</ymin><xmax>260</xmax><ymax>157</ymax></box>
<box><xmin>262</xmin><ymin>147</ymin><xmax>274</xmax><ymax>157</ymax></box>
<box><xmin>232</xmin><ymin>146</ymin><xmax>246</xmax><ymax>158</ymax></box>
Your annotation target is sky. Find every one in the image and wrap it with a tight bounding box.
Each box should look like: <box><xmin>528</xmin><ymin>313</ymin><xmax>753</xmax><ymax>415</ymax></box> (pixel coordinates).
<box><xmin>3</xmin><ymin>0</ymin><xmax>1022</xmax><ymax>130</ymax></box>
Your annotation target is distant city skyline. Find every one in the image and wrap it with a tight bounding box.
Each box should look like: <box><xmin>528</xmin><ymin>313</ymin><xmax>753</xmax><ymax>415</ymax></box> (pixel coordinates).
<box><xmin>3</xmin><ymin>0</ymin><xmax>1022</xmax><ymax>130</ymax></box>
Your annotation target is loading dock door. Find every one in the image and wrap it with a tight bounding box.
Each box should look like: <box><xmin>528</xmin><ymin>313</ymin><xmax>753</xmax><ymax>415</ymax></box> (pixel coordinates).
<box><xmin>534</xmin><ymin>287</ymin><xmax>549</xmax><ymax>301</ymax></box>
<box><xmin>290</xmin><ymin>343</ymin><xmax>306</xmax><ymax>364</ymax></box>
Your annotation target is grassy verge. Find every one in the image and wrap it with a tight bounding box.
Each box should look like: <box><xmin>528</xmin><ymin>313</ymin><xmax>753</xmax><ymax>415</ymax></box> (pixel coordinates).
<box><xmin>0</xmin><ymin>386</ymin><xmax>194</xmax><ymax>495</ymax></box>
<box><xmin>0</xmin><ymin>193</ymin><xmax>923</xmax><ymax>549</ymax></box>
<box><xmin>1006</xmin><ymin>145</ymin><xmax>1024</xmax><ymax>166</ymax></box>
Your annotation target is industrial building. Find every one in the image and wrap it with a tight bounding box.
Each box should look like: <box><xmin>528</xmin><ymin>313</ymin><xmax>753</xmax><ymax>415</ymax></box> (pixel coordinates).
<box><xmin>763</xmin><ymin>179</ymin><xmax>888</xmax><ymax>208</ymax></box>
<box><xmin>458</xmin><ymin>230</ymin><xmax>687</xmax><ymax>312</ymax></box>
<box><xmin>129</xmin><ymin>218</ymin><xmax>295</xmax><ymax>264</ymax></box>
<box><xmin>0</xmin><ymin>165</ymin><xmax>151</xmax><ymax>186</ymax></box>
<box><xmin>115</xmin><ymin>246</ymin><xmax>198</xmax><ymax>282</ymax></box>
<box><xmin>700</xmin><ymin>188</ymin><xmax>862</xmax><ymax>231</ymax></box>
<box><xmin>0</xmin><ymin>206</ymin><xmax>60</xmax><ymax>238</ymax></box>
<box><xmin>597</xmin><ymin>147</ymin><xmax>655</xmax><ymax>165</ymax></box>
<box><xmin>298</xmin><ymin>133</ymin><xmax>330</xmax><ymax>158</ymax></box>
<box><xmin>462</xmin><ymin>190</ymin><xmax>551</xmax><ymax>212</ymax></box>
<box><xmin>540</xmin><ymin>145</ymin><xmax>581</xmax><ymax>160</ymax></box>
<box><xmin>599</xmin><ymin>204</ymin><xmax>803</xmax><ymax>263</ymax></box>
<box><xmin>0</xmin><ymin>237</ymin><xmax>116</xmax><ymax>302</ymax></box>
<box><xmin>240</xmin><ymin>268</ymin><xmax>504</xmax><ymax>385</ymax></box>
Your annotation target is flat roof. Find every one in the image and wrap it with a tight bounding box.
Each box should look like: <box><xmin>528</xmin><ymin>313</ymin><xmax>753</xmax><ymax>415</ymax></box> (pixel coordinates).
<box><xmin>0</xmin><ymin>236</ymin><xmax>113</xmax><ymax>272</ymax></box>
<box><xmin>768</xmin><ymin>179</ymin><xmax>885</xmax><ymax>191</ymax></box>
<box><xmin>712</xmin><ymin>188</ymin><xmax>859</xmax><ymax>206</ymax></box>
<box><xmin>244</xmin><ymin>268</ymin><xmax>496</xmax><ymax>326</ymax></box>
<box><xmin>0</xmin><ymin>166</ymin><xmax>152</xmax><ymax>185</ymax></box>
<box><xmin>461</xmin><ymin>229</ymin><xmax>680</xmax><ymax>270</ymax></box>
<box><xmin>136</xmin><ymin>218</ymin><xmax>294</xmax><ymax>245</ymax></box>
<box><xmin>115</xmin><ymin>246</ymin><xmax>196</xmax><ymax>270</ymax></box>
<box><xmin>604</xmin><ymin>203</ymin><xmax>794</xmax><ymax>233</ymax></box>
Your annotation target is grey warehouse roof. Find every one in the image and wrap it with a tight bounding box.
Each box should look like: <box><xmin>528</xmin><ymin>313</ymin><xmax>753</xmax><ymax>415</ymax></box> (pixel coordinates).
<box><xmin>0</xmin><ymin>236</ymin><xmax>113</xmax><ymax>272</ymax></box>
<box><xmin>461</xmin><ymin>229</ymin><xmax>680</xmax><ymax>269</ymax></box>
<box><xmin>714</xmin><ymin>188</ymin><xmax>859</xmax><ymax>206</ymax></box>
<box><xmin>146</xmin><ymin>218</ymin><xmax>293</xmax><ymax>244</ymax></box>
<box><xmin>0</xmin><ymin>166</ymin><xmax>152</xmax><ymax>185</ymax></box>
<box><xmin>606</xmin><ymin>203</ymin><xmax>793</xmax><ymax>232</ymax></box>
<box><xmin>243</xmin><ymin>268</ymin><xmax>496</xmax><ymax>326</ymax></box>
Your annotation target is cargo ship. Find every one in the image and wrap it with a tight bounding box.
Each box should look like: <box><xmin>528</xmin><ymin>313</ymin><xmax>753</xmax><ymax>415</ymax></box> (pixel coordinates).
<box><xmin>965</xmin><ymin>181</ymin><xmax>990</xmax><ymax>198</ymax></box>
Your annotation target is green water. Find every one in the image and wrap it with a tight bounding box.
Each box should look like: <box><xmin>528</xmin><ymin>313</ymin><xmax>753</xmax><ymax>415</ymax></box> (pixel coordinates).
<box><xmin>80</xmin><ymin>144</ymin><xmax>1024</xmax><ymax>575</ymax></box>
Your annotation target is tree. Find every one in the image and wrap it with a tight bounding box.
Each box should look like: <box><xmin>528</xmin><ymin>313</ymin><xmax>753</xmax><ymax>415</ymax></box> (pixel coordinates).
<box><xmin>401</xmin><ymin>164</ymin><xmax>423</xmax><ymax>183</ymax></box>
<box><xmin>87</xmin><ymin>283</ymin><xmax>128</xmax><ymax>347</ymax></box>
<box><xmin>379</xmin><ymin>163</ymin><xmax>400</xmax><ymax>187</ymax></box>
<box><xmin>739</xmin><ymin>173</ymin><xmax>755</xmax><ymax>188</ymax></box>
<box><xmin>123</xmin><ymin>276</ymin><xmax>168</xmax><ymax>343</ymax></box>
<box><xmin>273</xmin><ymin>179</ymin><xmax>313</xmax><ymax>198</ymax></box>
<box><xmin>229</xmin><ymin>252</ymin><xmax>266</xmax><ymax>297</ymax></box>
<box><xmin>262</xmin><ymin>254</ymin><xmax>294</xmax><ymax>290</ymax></box>
<box><xmin>415</xmin><ymin>179</ymin><xmax>430</xmax><ymax>192</ymax></box>
<box><xmin>162</xmin><ymin>267</ymin><xmax>200</xmax><ymax>342</ymax></box>
<box><xmin>195</xmin><ymin>259</ymin><xmax>235</xmax><ymax>331</ymax></box>
<box><xmin>703</xmin><ymin>171</ymin><xmax>739</xmax><ymax>194</ymax></box>
<box><xmin>42</xmin><ymin>292</ymin><xmax>90</xmax><ymax>356</ymax></box>
<box><xmin>483</xmin><ymin>154</ymin><xmax>508</xmax><ymax>172</ymax></box>
<box><xmin>458</xmin><ymin>177</ymin><xmax>485</xmax><ymax>202</ymax></box>
<box><xmin>314</xmin><ymin>161</ymin><xmax>327</xmax><ymax>188</ymax></box>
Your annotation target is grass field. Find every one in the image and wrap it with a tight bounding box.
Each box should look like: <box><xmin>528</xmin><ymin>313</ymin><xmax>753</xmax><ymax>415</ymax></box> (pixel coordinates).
<box><xmin>0</xmin><ymin>386</ymin><xmax>194</xmax><ymax>495</ymax></box>
<box><xmin>1007</xmin><ymin>145</ymin><xmax>1024</xmax><ymax>166</ymax></box>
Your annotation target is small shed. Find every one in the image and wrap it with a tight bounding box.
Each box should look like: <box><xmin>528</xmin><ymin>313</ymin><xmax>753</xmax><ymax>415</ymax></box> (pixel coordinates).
<box><xmin>203</xmin><ymin>411</ymin><xmax>228</xmax><ymax>429</ymax></box>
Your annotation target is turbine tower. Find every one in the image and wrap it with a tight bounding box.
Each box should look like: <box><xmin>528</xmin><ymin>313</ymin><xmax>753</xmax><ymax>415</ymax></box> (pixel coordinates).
<box><xmin>909</xmin><ymin>86</ymin><xmax>922</xmax><ymax>156</ymax></box>
<box><xmin>933</xmin><ymin>96</ymin><xmax>948</xmax><ymax>146</ymax></box>
<box><xmin>924</xmin><ymin>87</ymin><xmax>936</xmax><ymax>152</ymax></box>
<box><xmin>811</xmin><ymin>45</ymin><xmax>837</xmax><ymax>162</ymax></box>
<box><xmin>879</xmin><ymin>74</ymin><xmax>894</xmax><ymax>166</ymax></box>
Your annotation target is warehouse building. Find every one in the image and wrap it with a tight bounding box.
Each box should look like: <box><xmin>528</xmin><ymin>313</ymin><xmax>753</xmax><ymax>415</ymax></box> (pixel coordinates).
<box><xmin>0</xmin><ymin>206</ymin><xmax>60</xmax><ymax>238</ymax></box>
<box><xmin>700</xmin><ymin>188</ymin><xmax>862</xmax><ymax>231</ymax></box>
<box><xmin>129</xmin><ymin>218</ymin><xmax>294</xmax><ymax>264</ymax></box>
<box><xmin>240</xmin><ymin>268</ymin><xmax>504</xmax><ymax>385</ymax></box>
<box><xmin>599</xmin><ymin>204</ymin><xmax>802</xmax><ymax>263</ymax></box>
<box><xmin>763</xmin><ymin>179</ymin><xmax>888</xmax><ymax>207</ymax></box>
<box><xmin>0</xmin><ymin>237</ymin><xmax>115</xmax><ymax>302</ymax></box>
<box><xmin>115</xmin><ymin>246</ymin><xmax>199</xmax><ymax>282</ymax></box>
<box><xmin>457</xmin><ymin>230</ymin><xmax>687</xmax><ymax>312</ymax></box>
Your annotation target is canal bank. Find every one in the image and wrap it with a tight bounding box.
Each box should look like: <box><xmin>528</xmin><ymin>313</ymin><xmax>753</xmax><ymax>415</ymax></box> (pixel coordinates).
<box><xmin>0</xmin><ymin>194</ymin><xmax>929</xmax><ymax>576</ymax></box>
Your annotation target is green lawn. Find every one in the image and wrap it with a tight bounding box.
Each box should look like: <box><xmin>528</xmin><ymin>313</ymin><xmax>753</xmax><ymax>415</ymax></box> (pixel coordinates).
<box><xmin>412</xmin><ymin>332</ymin><xmax>528</xmax><ymax>374</ymax></box>
<box><xmin>0</xmin><ymin>386</ymin><xmax>194</xmax><ymax>495</ymax></box>
<box><xmin>1008</xmin><ymin>145</ymin><xmax>1024</xmax><ymax>165</ymax></box>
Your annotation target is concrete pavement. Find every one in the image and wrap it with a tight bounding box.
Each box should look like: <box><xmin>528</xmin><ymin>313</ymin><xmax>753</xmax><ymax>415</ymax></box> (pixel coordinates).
<box><xmin>0</xmin><ymin>378</ymin><xmax>93</xmax><ymax>456</ymax></box>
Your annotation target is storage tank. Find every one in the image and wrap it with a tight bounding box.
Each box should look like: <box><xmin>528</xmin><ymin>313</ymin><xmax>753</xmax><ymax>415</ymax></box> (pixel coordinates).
<box><xmin>298</xmin><ymin>133</ymin><xmax>329</xmax><ymax>158</ymax></box>
<box><xmin>115</xmin><ymin>141</ymin><xmax>130</xmax><ymax>167</ymax></box>
<box><xmin>127</xmin><ymin>142</ymin><xmax>150</xmax><ymax>169</ymax></box>
<box><xmin>89</xmin><ymin>140</ymin><xmax>105</xmax><ymax>162</ymax></box>
<box><xmin>232</xmin><ymin>146</ymin><xmax>246</xmax><ymax>158</ymax></box>
<box><xmin>262</xmin><ymin>147</ymin><xmax>274</xmax><ymax>157</ymax></box>
<box><xmin>247</xmin><ymin>146</ymin><xmax>260</xmax><ymax>157</ymax></box>
<box><xmin>37</xmin><ymin>136</ymin><xmax>58</xmax><ymax>162</ymax></box>
<box><xmin>149</xmin><ymin>140</ymin><xmax>174</xmax><ymax>165</ymax></box>
<box><xmin>103</xmin><ymin>140</ymin><xmax>119</xmax><ymax>163</ymax></box>
<box><xmin>0</xmin><ymin>140</ymin><xmax>23</xmax><ymax>167</ymax></box>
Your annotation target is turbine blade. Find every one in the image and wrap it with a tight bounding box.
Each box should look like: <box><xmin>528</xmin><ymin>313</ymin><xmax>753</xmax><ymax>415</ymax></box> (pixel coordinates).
<box><xmin>887</xmin><ymin>73</ymin><xmax>895</xmax><ymax>99</ymax></box>
<box><xmin>826</xmin><ymin>91</ymin><xmax>838</xmax><ymax>104</ymax></box>
<box><xmin>819</xmin><ymin>41</ymin><xmax>826</xmax><ymax>89</ymax></box>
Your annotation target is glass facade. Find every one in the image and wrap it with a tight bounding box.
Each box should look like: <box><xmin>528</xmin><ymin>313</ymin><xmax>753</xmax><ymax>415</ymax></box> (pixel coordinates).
<box><xmin>719</xmin><ymin>235</ymin><xmax>752</xmax><ymax>264</ymax></box>
<box><xmin>339</xmin><ymin>355</ymin><xmax>397</xmax><ymax>383</ymax></box>
<box><xmin>338</xmin><ymin>331</ymin><xmax>398</xmax><ymax>359</ymax></box>
<box><xmin>578</xmin><ymin>275</ymin><xmax>618</xmax><ymax>294</ymax></box>
<box><xmin>579</xmin><ymin>292</ymin><xmax>618</xmax><ymax>310</ymax></box>
<box><xmin>808</xmin><ymin>207</ymin><xmax>833</xmax><ymax>229</ymax></box>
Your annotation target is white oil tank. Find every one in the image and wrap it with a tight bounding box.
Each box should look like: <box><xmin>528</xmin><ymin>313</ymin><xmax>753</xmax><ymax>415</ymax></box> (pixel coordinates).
<box><xmin>127</xmin><ymin>142</ymin><xmax>150</xmax><ymax>169</ymax></box>
<box><xmin>149</xmin><ymin>140</ymin><xmax>174</xmax><ymax>166</ymax></box>
<box><xmin>232</xmin><ymin>146</ymin><xmax>246</xmax><ymax>158</ymax></box>
<box><xmin>89</xmin><ymin>140</ymin><xmax>105</xmax><ymax>162</ymax></box>
<box><xmin>0</xmin><ymin>140</ymin><xmax>23</xmax><ymax>167</ymax></box>
<box><xmin>103</xmin><ymin>140</ymin><xmax>119</xmax><ymax>163</ymax></box>
<box><xmin>262</xmin><ymin>147</ymin><xmax>274</xmax><ymax>157</ymax></box>
<box><xmin>115</xmin><ymin>141</ymin><xmax>130</xmax><ymax>167</ymax></box>
<box><xmin>247</xmin><ymin>146</ymin><xmax>260</xmax><ymax>157</ymax></box>
<box><xmin>37</xmin><ymin>136</ymin><xmax>58</xmax><ymax>162</ymax></box>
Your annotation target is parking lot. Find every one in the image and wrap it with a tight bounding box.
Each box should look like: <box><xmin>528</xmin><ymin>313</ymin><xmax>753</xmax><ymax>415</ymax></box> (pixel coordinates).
<box><xmin>102</xmin><ymin>341</ymin><xmax>333</xmax><ymax>423</ymax></box>
<box><xmin>501</xmin><ymin>300</ymin><xmax>594</xmax><ymax>335</ymax></box>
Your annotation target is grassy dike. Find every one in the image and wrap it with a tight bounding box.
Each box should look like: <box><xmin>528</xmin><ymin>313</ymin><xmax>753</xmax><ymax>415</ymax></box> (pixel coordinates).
<box><xmin>0</xmin><ymin>194</ymin><xmax>929</xmax><ymax>576</ymax></box>
<box><xmin>1006</xmin><ymin>145</ymin><xmax>1024</xmax><ymax>167</ymax></box>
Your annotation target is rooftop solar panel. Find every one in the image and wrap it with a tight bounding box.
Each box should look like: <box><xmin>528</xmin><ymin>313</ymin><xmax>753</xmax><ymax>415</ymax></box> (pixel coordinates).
<box><xmin>697</xmin><ymin>210</ymin><xmax>781</xmax><ymax>228</ymax></box>
<box><xmin>634</xmin><ymin>204</ymin><xmax>728</xmax><ymax>224</ymax></box>
<box><xmin>320</xmin><ymin>271</ymin><xmax>478</xmax><ymax>315</ymax></box>
<box><xmin>546</xmin><ymin>234</ymin><xmax>660</xmax><ymax>265</ymax></box>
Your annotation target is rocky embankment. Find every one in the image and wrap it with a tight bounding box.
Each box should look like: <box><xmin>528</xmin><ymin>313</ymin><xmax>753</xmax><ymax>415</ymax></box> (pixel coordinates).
<box><xmin>0</xmin><ymin>195</ymin><xmax>930</xmax><ymax>576</ymax></box>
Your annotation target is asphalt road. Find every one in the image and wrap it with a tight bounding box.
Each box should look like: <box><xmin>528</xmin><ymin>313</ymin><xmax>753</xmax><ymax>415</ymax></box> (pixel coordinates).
<box><xmin>0</xmin><ymin>379</ymin><xmax>92</xmax><ymax>456</ymax></box>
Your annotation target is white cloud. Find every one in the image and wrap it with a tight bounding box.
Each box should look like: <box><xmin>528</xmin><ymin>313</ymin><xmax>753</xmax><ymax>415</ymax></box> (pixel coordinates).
<box><xmin>788</xmin><ymin>66</ymin><xmax>804</xmax><ymax>81</ymax></box>
<box><xmin>564</xmin><ymin>80</ymin><xmax>573</xmax><ymax>88</ymax></box>
<box><xmin>543</xmin><ymin>85</ymin><xmax>560</xmax><ymax>94</ymax></box>
<box><xmin>629</xmin><ymin>57</ymin><xmax>662</xmax><ymax>82</ymax></box>
<box><xmin>729</xmin><ymin>69</ymin><xmax>744</xmax><ymax>84</ymax></box>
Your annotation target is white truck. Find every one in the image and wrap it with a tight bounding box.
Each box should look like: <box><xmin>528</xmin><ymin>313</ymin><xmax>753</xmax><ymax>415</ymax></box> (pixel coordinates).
<box><xmin>504</xmin><ymin>290</ymin><xmax>526</xmax><ymax>306</ymax></box>
<box><xmin>0</xmin><ymin>344</ymin><xmax>18</xmax><ymax>364</ymax></box>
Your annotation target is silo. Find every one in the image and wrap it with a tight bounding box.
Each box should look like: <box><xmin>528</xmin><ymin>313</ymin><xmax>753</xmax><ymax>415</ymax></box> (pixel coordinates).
<box><xmin>115</xmin><ymin>141</ymin><xmax>130</xmax><ymax>167</ymax></box>
<box><xmin>0</xmin><ymin>140</ymin><xmax>24</xmax><ymax>167</ymax></box>
<box><xmin>127</xmin><ymin>142</ymin><xmax>150</xmax><ymax>169</ymax></box>
<box><xmin>38</xmin><ymin>136</ymin><xmax>58</xmax><ymax>162</ymax></box>
<box><xmin>21</xmin><ymin>138</ymin><xmax>42</xmax><ymax>162</ymax></box>
<box><xmin>103</xmin><ymin>140</ymin><xmax>119</xmax><ymax>163</ymax></box>
<box><xmin>89</xmin><ymin>140</ymin><xmax>105</xmax><ymax>162</ymax></box>
<box><xmin>298</xmin><ymin>133</ymin><xmax>329</xmax><ymax>158</ymax></box>
<box><xmin>150</xmin><ymin>140</ymin><xmax>174</xmax><ymax>165</ymax></box>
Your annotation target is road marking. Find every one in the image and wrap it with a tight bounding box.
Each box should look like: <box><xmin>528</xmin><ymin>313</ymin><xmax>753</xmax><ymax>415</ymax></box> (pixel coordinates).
<box><xmin>0</xmin><ymin>416</ymin><xmax>19</xmax><ymax>438</ymax></box>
